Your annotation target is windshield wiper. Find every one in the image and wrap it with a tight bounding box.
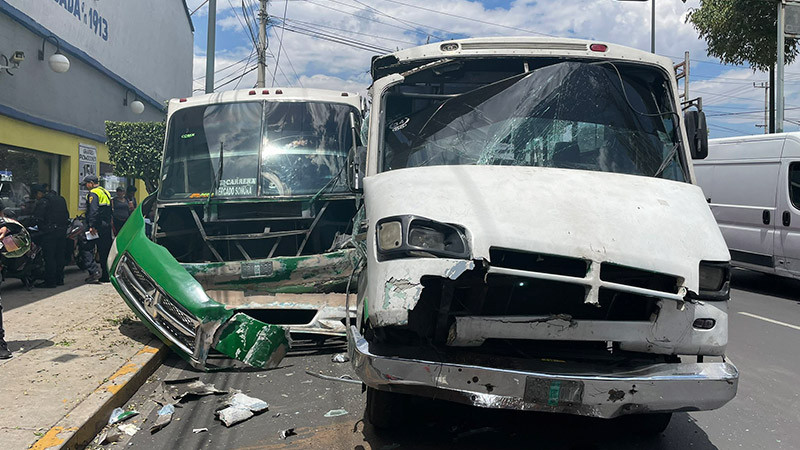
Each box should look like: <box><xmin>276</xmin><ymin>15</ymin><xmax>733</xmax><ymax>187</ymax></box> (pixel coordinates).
<box><xmin>653</xmin><ymin>143</ymin><xmax>680</xmax><ymax>178</ymax></box>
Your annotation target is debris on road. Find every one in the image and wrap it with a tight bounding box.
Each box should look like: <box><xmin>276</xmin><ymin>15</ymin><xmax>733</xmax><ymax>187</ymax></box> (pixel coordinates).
<box><xmin>98</xmin><ymin>427</ymin><xmax>123</xmax><ymax>444</ymax></box>
<box><xmin>108</xmin><ymin>407</ymin><xmax>139</xmax><ymax>425</ymax></box>
<box><xmin>165</xmin><ymin>377</ymin><xmax>227</xmax><ymax>400</ymax></box>
<box><xmin>224</xmin><ymin>392</ymin><xmax>269</xmax><ymax>413</ymax></box>
<box><xmin>216</xmin><ymin>406</ymin><xmax>254</xmax><ymax>427</ymax></box>
<box><xmin>279</xmin><ymin>428</ymin><xmax>297</xmax><ymax>439</ymax></box>
<box><xmin>150</xmin><ymin>404</ymin><xmax>175</xmax><ymax>433</ymax></box>
<box><xmin>324</xmin><ymin>408</ymin><xmax>348</xmax><ymax>417</ymax></box>
<box><xmin>215</xmin><ymin>390</ymin><xmax>269</xmax><ymax>427</ymax></box>
<box><xmin>331</xmin><ymin>353</ymin><xmax>349</xmax><ymax>363</ymax></box>
<box><xmin>118</xmin><ymin>424</ymin><xmax>140</xmax><ymax>436</ymax></box>
<box><xmin>192</xmin><ymin>427</ymin><xmax>209</xmax><ymax>433</ymax></box>
<box><xmin>305</xmin><ymin>370</ymin><xmax>361</xmax><ymax>385</ymax></box>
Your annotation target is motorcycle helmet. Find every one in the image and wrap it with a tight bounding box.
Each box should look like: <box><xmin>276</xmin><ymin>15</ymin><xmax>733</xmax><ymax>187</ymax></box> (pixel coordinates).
<box><xmin>0</xmin><ymin>218</ymin><xmax>31</xmax><ymax>258</ymax></box>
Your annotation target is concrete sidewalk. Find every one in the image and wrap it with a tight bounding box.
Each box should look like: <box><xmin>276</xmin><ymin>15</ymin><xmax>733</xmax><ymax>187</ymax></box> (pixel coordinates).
<box><xmin>0</xmin><ymin>268</ymin><xmax>166</xmax><ymax>450</ymax></box>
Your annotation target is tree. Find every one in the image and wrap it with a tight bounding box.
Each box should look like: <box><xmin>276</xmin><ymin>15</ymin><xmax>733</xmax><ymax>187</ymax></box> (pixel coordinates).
<box><xmin>686</xmin><ymin>0</ymin><xmax>799</xmax><ymax>72</ymax></box>
<box><xmin>105</xmin><ymin>121</ymin><xmax>165</xmax><ymax>193</ymax></box>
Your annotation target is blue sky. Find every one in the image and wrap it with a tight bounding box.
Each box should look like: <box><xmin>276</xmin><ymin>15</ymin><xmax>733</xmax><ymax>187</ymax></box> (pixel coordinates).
<box><xmin>185</xmin><ymin>0</ymin><xmax>800</xmax><ymax>138</ymax></box>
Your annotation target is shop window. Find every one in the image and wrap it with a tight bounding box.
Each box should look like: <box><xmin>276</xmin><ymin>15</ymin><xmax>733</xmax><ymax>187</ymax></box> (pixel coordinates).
<box><xmin>0</xmin><ymin>146</ymin><xmax>59</xmax><ymax>218</ymax></box>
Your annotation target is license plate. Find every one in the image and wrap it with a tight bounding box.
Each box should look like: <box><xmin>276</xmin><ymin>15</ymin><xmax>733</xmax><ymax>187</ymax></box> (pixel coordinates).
<box><xmin>241</xmin><ymin>261</ymin><xmax>273</xmax><ymax>279</ymax></box>
<box><xmin>524</xmin><ymin>377</ymin><xmax>584</xmax><ymax>406</ymax></box>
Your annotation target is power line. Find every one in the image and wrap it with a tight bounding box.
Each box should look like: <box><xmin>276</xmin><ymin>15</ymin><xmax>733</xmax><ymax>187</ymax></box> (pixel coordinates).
<box><xmin>272</xmin><ymin>0</ymin><xmax>290</xmax><ymax>87</ymax></box>
<box><xmin>376</xmin><ymin>0</ymin><xmax>552</xmax><ymax>37</ymax></box>
<box><xmin>215</xmin><ymin>65</ymin><xmax>258</xmax><ymax>90</ymax></box>
<box><xmin>190</xmin><ymin>0</ymin><xmax>210</xmax><ymax>15</ymax></box>
<box><xmin>283</xmin><ymin>17</ymin><xmax>416</xmax><ymax>46</ymax></box>
<box><xmin>273</xmin><ymin>22</ymin><xmax>391</xmax><ymax>52</ymax></box>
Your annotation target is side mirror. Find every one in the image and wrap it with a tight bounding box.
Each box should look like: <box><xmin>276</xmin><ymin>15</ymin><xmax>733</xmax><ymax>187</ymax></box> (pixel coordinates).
<box><xmin>684</xmin><ymin>110</ymin><xmax>709</xmax><ymax>160</ymax></box>
<box><xmin>347</xmin><ymin>146</ymin><xmax>367</xmax><ymax>193</ymax></box>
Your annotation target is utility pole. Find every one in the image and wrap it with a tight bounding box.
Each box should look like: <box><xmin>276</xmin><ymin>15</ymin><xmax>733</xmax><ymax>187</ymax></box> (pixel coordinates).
<box><xmin>256</xmin><ymin>0</ymin><xmax>268</xmax><ymax>88</ymax></box>
<box><xmin>205</xmin><ymin>0</ymin><xmax>217</xmax><ymax>93</ymax></box>
<box><xmin>651</xmin><ymin>0</ymin><xmax>655</xmax><ymax>53</ymax></box>
<box><xmin>778</xmin><ymin>0</ymin><xmax>786</xmax><ymax>133</ymax></box>
<box><xmin>755</xmin><ymin>82</ymin><xmax>770</xmax><ymax>134</ymax></box>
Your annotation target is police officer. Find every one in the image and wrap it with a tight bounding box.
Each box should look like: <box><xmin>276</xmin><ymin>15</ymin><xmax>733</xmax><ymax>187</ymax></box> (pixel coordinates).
<box><xmin>31</xmin><ymin>184</ymin><xmax>69</xmax><ymax>288</ymax></box>
<box><xmin>81</xmin><ymin>176</ymin><xmax>113</xmax><ymax>284</ymax></box>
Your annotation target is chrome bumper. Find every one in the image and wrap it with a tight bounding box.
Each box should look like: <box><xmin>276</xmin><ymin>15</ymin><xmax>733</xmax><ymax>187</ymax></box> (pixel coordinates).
<box><xmin>349</xmin><ymin>326</ymin><xmax>738</xmax><ymax>419</ymax></box>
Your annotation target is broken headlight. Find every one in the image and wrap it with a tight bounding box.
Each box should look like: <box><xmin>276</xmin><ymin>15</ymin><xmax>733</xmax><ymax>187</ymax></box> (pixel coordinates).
<box><xmin>694</xmin><ymin>261</ymin><xmax>730</xmax><ymax>301</ymax></box>
<box><xmin>376</xmin><ymin>215</ymin><xmax>469</xmax><ymax>260</ymax></box>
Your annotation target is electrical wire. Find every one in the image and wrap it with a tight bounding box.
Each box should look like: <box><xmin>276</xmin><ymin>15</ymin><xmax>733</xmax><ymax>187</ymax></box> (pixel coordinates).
<box><xmin>273</xmin><ymin>23</ymin><xmax>391</xmax><ymax>52</ymax></box>
<box><xmin>190</xmin><ymin>0</ymin><xmax>210</xmax><ymax>15</ymax></box>
<box><xmin>376</xmin><ymin>0</ymin><xmax>553</xmax><ymax>37</ymax></box>
<box><xmin>215</xmin><ymin>65</ymin><xmax>258</xmax><ymax>90</ymax></box>
<box><xmin>272</xmin><ymin>0</ymin><xmax>290</xmax><ymax>87</ymax></box>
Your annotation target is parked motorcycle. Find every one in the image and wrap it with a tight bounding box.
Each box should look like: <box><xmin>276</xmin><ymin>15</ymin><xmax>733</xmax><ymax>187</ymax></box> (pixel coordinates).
<box><xmin>65</xmin><ymin>215</ymin><xmax>88</xmax><ymax>270</ymax></box>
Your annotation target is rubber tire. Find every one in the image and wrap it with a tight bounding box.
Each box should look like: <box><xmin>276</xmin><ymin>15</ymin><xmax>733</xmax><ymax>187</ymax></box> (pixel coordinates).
<box><xmin>365</xmin><ymin>387</ymin><xmax>407</xmax><ymax>430</ymax></box>
<box><xmin>618</xmin><ymin>413</ymin><xmax>672</xmax><ymax>436</ymax></box>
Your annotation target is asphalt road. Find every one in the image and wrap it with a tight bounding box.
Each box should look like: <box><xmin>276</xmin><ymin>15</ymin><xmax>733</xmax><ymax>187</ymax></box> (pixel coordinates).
<box><xmin>93</xmin><ymin>268</ymin><xmax>800</xmax><ymax>449</ymax></box>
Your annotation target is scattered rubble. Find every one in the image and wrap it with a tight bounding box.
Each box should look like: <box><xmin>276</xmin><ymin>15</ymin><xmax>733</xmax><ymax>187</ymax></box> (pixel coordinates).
<box><xmin>215</xmin><ymin>391</ymin><xmax>269</xmax><ymax>427</ymax></box>
<box><xmin>118</xmin><ymin>424</ymin><xmax>140</xmax><ymax>436</ymax></box>
<box><xmin>98</xmin><ymin>427</ymin><xmax>123</xmax><ymax>444</ymax></box>
<box><xmin>331</xmin><ymin>353</ymin><xmax>349</xmax><ymax>363</ymax></box>
<box><xmin>150</xmin><ymin>404</ymin><xmax>175</xmax><ymax>433</ymax></box>
<box><xmin>279</xmin><ymin>428</ymin><xmax>297</xmax><ymax>439</ymax></box>
<box><xmin>164</xmin><ymin>377</ymin><xmax>226</xmax><ymax>400</ymax></box>
<box><xmin>323</xmin><ymin>409</ymin><xmax>348</xmax><ymax>417</ymax></box>
<box><xmin>108</xmin><ymin>407</ymin><xmax>139</xmax><ymax>425</ymax></box>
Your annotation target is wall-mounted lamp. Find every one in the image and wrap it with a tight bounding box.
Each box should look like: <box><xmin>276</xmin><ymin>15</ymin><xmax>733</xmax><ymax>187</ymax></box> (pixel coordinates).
<box><xmin>124</xmin><ymin>89</ymin><xmax>145</xmax><ymax>114</ymax></box>
<box><xmin>38</xmin><ymin>35</ymin><xmax>70</xmax><ymax>73</ymax></box>
<box><xmin>0</xmin><ymin>51</ymin><xmax>25</xmax><ymax>75</ymax></box>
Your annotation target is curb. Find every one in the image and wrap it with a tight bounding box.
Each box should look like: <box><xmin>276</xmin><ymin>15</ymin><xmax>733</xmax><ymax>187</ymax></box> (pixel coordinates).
<box><xmin>29</xmin><ymin>339</ymin><xmax>168</xmax><ymax>450</ymax></box>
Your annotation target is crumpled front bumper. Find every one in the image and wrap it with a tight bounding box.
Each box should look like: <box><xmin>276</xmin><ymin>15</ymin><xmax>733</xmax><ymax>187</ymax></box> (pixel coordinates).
<box><xmin>349</xmin><ymin>326</ymin><xmax>739</xmax><ymax>419</ymax></box>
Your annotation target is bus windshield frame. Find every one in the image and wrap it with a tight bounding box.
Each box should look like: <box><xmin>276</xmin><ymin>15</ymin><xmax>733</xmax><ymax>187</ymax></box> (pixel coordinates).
<box><xmin>158</xmin><ymin>100</ymin><xmax>360</xmax><ymax>201</ymax></box>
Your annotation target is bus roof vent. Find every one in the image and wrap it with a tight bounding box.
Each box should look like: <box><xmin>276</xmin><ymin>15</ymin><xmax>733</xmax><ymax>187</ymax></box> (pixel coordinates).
<box><xmin>459</xmin><ymin>42</ymin><xmax>588</xmax><ymax>52</ymax></box>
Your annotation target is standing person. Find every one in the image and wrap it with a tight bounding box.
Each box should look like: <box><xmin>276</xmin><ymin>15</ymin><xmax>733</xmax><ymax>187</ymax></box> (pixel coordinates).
<box><xmin>112</xmin><ymin>187</ymin><xmax>131</xmax><ymax>234</ymax></box>
<box><xmin>81</xmin><ymin>176</ymin><xmax>113</xmax><ymax>284</ymax></box>
<box><xmin>31</xmin><ymin>184</ymin><xmax>69</xmax><ymax>288</ymax></box>
<box><xmin>125</xmin><ymin>185</ymin><xmax>137</xmax><ymax>210</ymax></box>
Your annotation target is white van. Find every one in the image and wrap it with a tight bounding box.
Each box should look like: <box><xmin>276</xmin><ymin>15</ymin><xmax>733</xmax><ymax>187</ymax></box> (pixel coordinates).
<box><xmin>695</xmin><ymin>133</ymin><xmax>800</xmax><ymax>278</ymax></box>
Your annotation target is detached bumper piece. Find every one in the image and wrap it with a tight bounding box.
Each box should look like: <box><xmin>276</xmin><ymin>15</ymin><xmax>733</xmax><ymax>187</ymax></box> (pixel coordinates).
<box><xmin>114</xmin><ymin>253</ymin><xmax>289</xmax><ymax>369</ymax></box>
<box><xmin>350</xmin><ymin>326</ymin><xmax>738</xmax><ymax>419</ymax></box>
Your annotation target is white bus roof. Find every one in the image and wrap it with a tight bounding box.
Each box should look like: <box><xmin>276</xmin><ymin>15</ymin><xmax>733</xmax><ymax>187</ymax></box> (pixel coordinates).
<box><xmin>373</xmin><ymin>36</ymin><xmax>675</xmax><ymax>75</ymax></box>
<box><xmin>168</xmin><ymin>88</ymin><xmax>362</xmax><ymax>114</ymax></box>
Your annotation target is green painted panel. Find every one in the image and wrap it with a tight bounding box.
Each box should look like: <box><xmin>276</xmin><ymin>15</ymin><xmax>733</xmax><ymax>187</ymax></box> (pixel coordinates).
<box><xmin>215</xmin><ymin>313</ymin><xmax>290</xmax><ymax>369</ymax></box>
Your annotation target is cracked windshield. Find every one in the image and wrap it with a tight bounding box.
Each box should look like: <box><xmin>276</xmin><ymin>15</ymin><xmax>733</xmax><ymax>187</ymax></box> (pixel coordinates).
<box><xmin>383</xmin><ymin>60</ymin><xmax>686</xmax><ymax>181</ymax></box>
<box><xmin>160</xmin><ymin>101</ymin><xmax>357</xmax><ymax>199</ymax></box>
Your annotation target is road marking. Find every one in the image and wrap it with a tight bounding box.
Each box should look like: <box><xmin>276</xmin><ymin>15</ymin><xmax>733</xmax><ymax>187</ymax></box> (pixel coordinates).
<box><xmin>738</xmin><ymin>312</ymin><xmax>800</xmax><ymax>331</ymax></box>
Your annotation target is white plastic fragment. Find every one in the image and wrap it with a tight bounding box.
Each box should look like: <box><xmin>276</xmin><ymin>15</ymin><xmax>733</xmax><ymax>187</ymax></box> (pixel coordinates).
<box><xmin>323</xmin><ymin>409</ymin><xmax>348</xmax><ymax>417</ymax></box>
<box><xmin>118</xmin><ymin>424</ymin><xmax>140</xmax><ymax>436</ymax></box>
<box><xmin>216</xmin><ymin>407</ymin><xmax>254</xmax><ymax>427</ymax></box>
<box><xmin>331</xmin><ymin>353</ymin><xmax>350</xmax><ymax>363</ymax></box>
<box><xmin>192</xmin><ymin>427</ymin><xmax>209</xmax><ymax>433</ymax></box>
<box><xmin>225</xmin><ymin>392</ymin><xmax>269</xmax><ymax>413</ymax></box>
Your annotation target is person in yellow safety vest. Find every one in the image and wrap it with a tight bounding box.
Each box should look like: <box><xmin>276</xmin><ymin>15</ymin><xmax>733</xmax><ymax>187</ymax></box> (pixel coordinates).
<box><xmin>81</xmin><ymin>175</ymin><xmax>113</xmax><ymax>284</ymax></box>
